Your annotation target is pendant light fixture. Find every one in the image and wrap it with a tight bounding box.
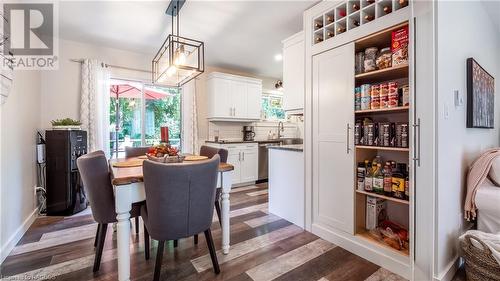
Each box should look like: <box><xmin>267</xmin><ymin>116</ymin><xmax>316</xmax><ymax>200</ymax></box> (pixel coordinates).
<box><xmin>152</xmin><ymin>0</ymin><xmax>204</xmax><ymax>87</ymax></box>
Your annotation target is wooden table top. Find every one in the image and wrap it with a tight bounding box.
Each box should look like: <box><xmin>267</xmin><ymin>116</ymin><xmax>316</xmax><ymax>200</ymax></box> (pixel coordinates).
<box><xmin>110</xmin><ymin>157</ymin><xmax>234</xmax><ymax>186</ymax></box>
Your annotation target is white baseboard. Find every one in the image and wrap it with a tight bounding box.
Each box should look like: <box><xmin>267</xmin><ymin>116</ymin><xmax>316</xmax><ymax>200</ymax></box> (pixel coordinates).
<box><xmin>0</xmin><ymin>208</ymin><xmax>38</xmax><ymax>264</ymax></box>
<box><xmin>434</xmin><ymin>256</ymin><xmax>461</xmax><ymax>281</ymax></box>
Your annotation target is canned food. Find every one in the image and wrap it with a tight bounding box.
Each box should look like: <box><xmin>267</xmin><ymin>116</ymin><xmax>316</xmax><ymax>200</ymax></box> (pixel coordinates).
<box><xmin>388</xmin><ymin>82</ymin><xmax>398</xmax><ymax>108</ymax></box>
<box><xmin>379</xmin><ymin>84</ymin><xmax>388</xmax><ymax>109</ymax></box>
<box><xmin>354</xmin><ymin>87</ymin><xmax>361</xmax><ymax>111</ymax></box>
<box><xmin>360</xmin><ymin>84</ymin><xmax>371</xmax><ymax>110</ymax></box>
<box><xmin>370</xmin><ymin>85</ymin><xmax>380</xmax><ymax>110</ymax></box>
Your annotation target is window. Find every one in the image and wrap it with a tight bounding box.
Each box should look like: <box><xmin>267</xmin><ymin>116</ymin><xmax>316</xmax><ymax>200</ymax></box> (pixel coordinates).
<box><xmin>261</xmin><ymin>93</ymin><xmax>285</xmax><ymax>120</ymax></box>
<box><xmin>109</xmin><ymin>79</ymin><xmax>181</xmax><ymax>158</ymax></box>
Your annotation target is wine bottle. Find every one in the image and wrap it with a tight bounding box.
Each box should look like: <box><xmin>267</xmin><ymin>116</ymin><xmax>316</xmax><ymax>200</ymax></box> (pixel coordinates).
<box><xmin>352</xmin><ymin>20</ymin><xmax>360</xmax><ymax>27</ymax></box>
<box><xmin>327</xmin><ymin>31</ymin><xmax>334</xmax><ymax>38</ymax></box>
<box><xmin>364</xmin><ymin>14</ymin><xmax>374</xmax><ymax>21</ymax></box>
<box><xmin>326</xmin><ymin>15</ymin><xmax>334</xmax><ymax>23</ymax></box>
<box><xmin>337</xmin><ymin>26</ymin><xmax>346</xmax><ymax>33</ymax></box>
<box><xmin>399</xmin><ymin>0</ymin><xmax>408</xmax><ymax>7</ymax></box>
<box><xmin>315</xmin><ymin>22</ymin><xmax>323</xmax><ymax>29</ymax></box>
<box><xmin>315</xmin><ymin>37</ymin><xmax>323</xmax><ymax>43</ymax></box>
<box><xmin>383</xmin><ymin>6</ymin><xmax>392</xmax><ymax>13</ymax></box>
<box><xmin>352</xmin><ymin>3</ymin><xmax>360</xmax><ymax>11</ymax></box>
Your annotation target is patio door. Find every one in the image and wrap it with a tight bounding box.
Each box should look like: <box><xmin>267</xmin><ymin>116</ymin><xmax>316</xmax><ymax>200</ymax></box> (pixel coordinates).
<box><xmin>109</xmin><ymin>78</ymin><xmax>181</xmax><ymax>158</ymax></box>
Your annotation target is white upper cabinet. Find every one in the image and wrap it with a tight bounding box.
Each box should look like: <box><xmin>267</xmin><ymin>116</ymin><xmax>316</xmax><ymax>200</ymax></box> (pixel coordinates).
<box><xmin>207</xmin><ymin>72</ymin><xmax>262</xmax><ymax>121</ymax></box>
<box><xmin>282</xmin><ymin>31</ymin><xmax>305</xmax><ymax>113</ymax></box>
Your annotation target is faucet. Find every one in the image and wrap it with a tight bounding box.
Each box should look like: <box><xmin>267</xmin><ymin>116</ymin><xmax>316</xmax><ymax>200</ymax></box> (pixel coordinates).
<box><xmin>277</xmin><ymin>121</ymin><xmax>284</xmax><ymax>139</ymax></box>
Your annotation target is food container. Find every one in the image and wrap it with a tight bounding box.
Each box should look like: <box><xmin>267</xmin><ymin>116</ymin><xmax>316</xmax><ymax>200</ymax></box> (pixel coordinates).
<box><xmin>391</xmin><ymin>26</ymin><xmax>409</xmax><ymax>66</ymax></box>
<box><xmin>370</xmin><ymin>85</ymin><xmax>380</xmax><ymax>110</ymax></box>
<box><xmin>357</xmin><ymin>162</ymin><xmax>366</xmax><ymax>191</ymax></box>
<box><xmin>395</xmin><ymin>123</ymin><xmax>409</xmax><ymax>148</ymax></box>
<box><xmin>366</xmin><ymin>196</ymin><xmax>386</xmax><ymax>230</ymax></box>
<box><xmin>354</xmin><ymin>121</ymin><xmax>363</xmax><ymax>145</ymax></box>
<box><xmin>364</xmin><ymin>47</ymin><xmax>378</xmax><ymax>72</ymax></box>
<box><xmin>355</xmin><ymin>52</ymin><xmax>365</xmax><ymax>74</ymax></box>
<box><xmin>354</xmin><ymin>87</ymin><xmax>362</xmax><ymax>110</ymax></box>
<box><xmin>376</xmin><ymin>47</ymin><xmax>392</xmax><ymax>69</ymax></box>
<box><xmin>379</xmin><ymin>83</ymin><xmax>389</xmax><ymax>109</ymax></box>
<box><xmin>402</xmin><ymin>85</ymin><xmax>410</xmax><ymax>106</ymax></box>
<box><xmin>360</xmin><ymin>84</ymin><xmax>371</xmax><ymax>110</ymax></box>
<box><xmin>378</xmin><ymin>122</ymin><xmax>392</xmax><ymax>147</ymax></box>
<box><xmin>366</xmin><ymin>123</ymin><xmax>377</xmax><ymax>146</ymax></box>
<box><xmin>388</xmin><ymin>82</ymin><xmax>398</xmax><ymax>108</ymax></box>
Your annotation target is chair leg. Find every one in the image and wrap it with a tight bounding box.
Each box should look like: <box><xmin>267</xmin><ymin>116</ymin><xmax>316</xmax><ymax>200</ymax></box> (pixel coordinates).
<box><xmin>94</xmin><ymin>224</ymin><xmax>100</xmax><ymax>247</ymax></box>
<box><xmin>135</xmin><ymin>217</ymin><xmax>139</xmax><ymax>235</ymax></box>
<box><xmin>154</xmin><ymin>241</ymin><xmax>165</xmax><ymax>281</ymax></box>
<box><xmin>144</xmin><ymin>224</ymin><xmax>150</xmax><ymax>260</ymax></box>
<box><xmin>173</xmin><ymin>239</ymin><xmax>178</xmax><ymax>248</ymax></box>
<box><xmin>93</xmin><ymin>223</ymin><xmax>108</xmax><ymax>272</ymax></box>
<box><xmin>194</xmin><ymin>234</ymin><xmax>198</xmax><ymax>245</ymax></box>
<box><xmin>204</xmin><ymin>229</ymin><xmax>220</xmax><ymax>274</ymax></box>
<box><xmin>214</xmin><ymin>199</ymin><xmax>222</xmax><ymax>227</ymax></box>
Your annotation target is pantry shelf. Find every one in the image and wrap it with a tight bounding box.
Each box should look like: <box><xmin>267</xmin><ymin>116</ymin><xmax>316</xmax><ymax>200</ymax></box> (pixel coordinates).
<box><xmin>356</xmin><ymin>231</ymin><xmax>410</xmax><ymax>257</ymax></box>
<box><xmin>356</xmin><ymin>190</ymin><xmax>409</xmax><ymax>205</ymax></box>
<box><xmin>355</xmin><ymin>145</ymin><xmax>409</xmax><ymax>152</ymax></box>
<box><xmin>355</xmin><ymin>106</ymin><xmax>409</xmax><ymax>114</ymax></box>
<box><xmin>355</xmin><ymin>63</ymin><xmax>408</xmax><ymax>83</ymax></box>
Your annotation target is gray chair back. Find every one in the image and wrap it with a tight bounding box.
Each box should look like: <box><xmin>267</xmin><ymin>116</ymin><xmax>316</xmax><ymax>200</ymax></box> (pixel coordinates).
<box><xmin>77</xmin><ymin>151</ymin><xmax>117</xmax><ymax>224</ymax></box>
<box><xmin>142</xmin><ymin>155</ymin><xmax>220</xmax><ymax>241</ymax></box>
<box><xmin>125</xmin><ymin>146</ymin><xmax>150</xmax><ymax>158</ymax></box>
<box><xmin>200</xmin><ymin>145</ymin><xmax>228</xmax><ymax>163</ymax></box>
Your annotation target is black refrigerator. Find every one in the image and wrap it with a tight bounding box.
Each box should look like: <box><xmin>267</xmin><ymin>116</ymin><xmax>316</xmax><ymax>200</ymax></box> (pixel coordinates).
<box><xmin>45</xmin><ymin>130</ymin><xmax>88</xmax><ymax>215</ymax></box>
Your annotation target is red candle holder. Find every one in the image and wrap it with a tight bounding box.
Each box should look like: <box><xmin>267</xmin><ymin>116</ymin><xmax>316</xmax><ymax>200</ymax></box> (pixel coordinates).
<box><xmin>160</xmin><ymin>127</ymin><xmax>169</xmax><ymax>143</ymax></box>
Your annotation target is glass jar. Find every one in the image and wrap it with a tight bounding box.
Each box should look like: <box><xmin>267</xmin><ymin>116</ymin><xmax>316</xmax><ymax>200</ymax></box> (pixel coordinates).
<box><xmin>376</xmin><ymin>47</ymin><xmax>392</xmax><ymax>69</ymax></box>
<box><xmin>364</xmin><ymin>47</ymin><xmax>378</xmax><ymax>72</ymax></box>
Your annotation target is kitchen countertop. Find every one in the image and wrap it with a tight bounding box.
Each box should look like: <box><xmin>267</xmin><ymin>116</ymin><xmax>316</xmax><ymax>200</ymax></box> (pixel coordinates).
<box><xmin>268</xmin><ymin>144</ymin><xmax>303</xmax><ymax>152</ymax></box>
<box><xmin>205</xmin><ymin>139</ymin><xmax>283</xmax><ymax>144</ymax></box>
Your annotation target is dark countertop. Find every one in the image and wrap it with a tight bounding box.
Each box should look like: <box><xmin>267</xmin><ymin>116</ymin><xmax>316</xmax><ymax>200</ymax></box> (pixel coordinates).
<box><xmin>268</xmin><ymin>144</ymin><xmax>303</xmax><ymax>152</ymax></box>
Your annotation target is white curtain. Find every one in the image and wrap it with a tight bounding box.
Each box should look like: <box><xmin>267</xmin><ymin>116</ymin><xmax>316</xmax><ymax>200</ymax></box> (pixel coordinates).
<box><xmin>80</xmin><ymin>59</ymin><xmax>111</xmax><ymax>156</ymax></box>
<box><xmin>181</xmin><ymin>79</ymin><xmax>199</xmax><ymax>154</ymax></box>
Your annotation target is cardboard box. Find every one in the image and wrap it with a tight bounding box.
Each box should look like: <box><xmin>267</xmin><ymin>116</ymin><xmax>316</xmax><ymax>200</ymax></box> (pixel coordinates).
<box><xmin>391</xmin><ymin>26</ymin><xmax>409</xmax><ymax>66</ymax></box>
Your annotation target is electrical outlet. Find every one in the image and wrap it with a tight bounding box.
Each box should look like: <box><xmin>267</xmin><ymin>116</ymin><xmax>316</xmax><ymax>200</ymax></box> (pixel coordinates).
<box><xmin>444</xmin><ymin>102</ymin><xmax>450</xmax><ymax>119</ymax></box>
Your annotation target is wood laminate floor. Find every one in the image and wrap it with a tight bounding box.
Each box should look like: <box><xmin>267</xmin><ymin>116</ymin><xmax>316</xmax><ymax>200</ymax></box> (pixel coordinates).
<box><xmin>1</xmin><ymin>183</ymin><xmax>409</xmax><ymax>281</ymax></box>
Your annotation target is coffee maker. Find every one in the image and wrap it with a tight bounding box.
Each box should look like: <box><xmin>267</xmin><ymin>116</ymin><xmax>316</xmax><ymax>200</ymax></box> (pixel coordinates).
<box><xmin>242</xmin><ymin>126</ymin><xmax>256</xmax><ymax>141</ymax></box>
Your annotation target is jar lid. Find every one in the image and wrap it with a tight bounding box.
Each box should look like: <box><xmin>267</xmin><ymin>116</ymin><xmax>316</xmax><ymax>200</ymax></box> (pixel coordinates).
<box><xmin>381</xmin><ymin>47</ymin><xmax>391</xmax><ymax>52</ymax></box>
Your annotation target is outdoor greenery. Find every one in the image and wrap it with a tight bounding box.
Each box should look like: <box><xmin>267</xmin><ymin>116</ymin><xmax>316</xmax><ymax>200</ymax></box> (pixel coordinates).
<box><xmin>51</xmin><ymin>118</ymin><xmax>82</xmax><ymax>126</ymax></box>
<box><xmin>109</xmin><ymin>86</ymin><xmax>181</xmax><ymax>151</ymax></box>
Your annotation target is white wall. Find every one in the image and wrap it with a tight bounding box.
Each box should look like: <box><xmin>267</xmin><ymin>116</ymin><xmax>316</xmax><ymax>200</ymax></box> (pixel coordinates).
<box><xmin>40</xmin><ymin>39</ymin><xmax>152</xmax><ymax>129</ymax></box>
<box><xmin>0</xmin><ymin>70</ymin><xmax>42</xmax><ymax>262</ymax></box>
<box><xmin>436</xmin><ymin>1</ymin><xmax>500</xmax><ymax>279</ymax></box>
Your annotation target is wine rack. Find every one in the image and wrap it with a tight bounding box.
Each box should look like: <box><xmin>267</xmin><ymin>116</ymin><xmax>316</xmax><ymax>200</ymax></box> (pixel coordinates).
<box><xmin>312</xmin><ymin>0</ymin><xmax>409</xmax><ymax>45</ymax></box>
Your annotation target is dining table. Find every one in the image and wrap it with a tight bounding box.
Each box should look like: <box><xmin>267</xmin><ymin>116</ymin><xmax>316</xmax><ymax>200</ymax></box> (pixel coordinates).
<box><xmin>109</xmin><ymin>156</ymin><xmax>234</xmax><ymax>281</ymax></box>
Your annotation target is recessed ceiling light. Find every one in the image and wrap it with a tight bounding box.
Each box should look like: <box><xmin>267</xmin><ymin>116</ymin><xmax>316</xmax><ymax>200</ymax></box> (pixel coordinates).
<box><xmin>274</xmin><ymin>54</ymin><xmax>283</xmax><ymax>61</ymax></box>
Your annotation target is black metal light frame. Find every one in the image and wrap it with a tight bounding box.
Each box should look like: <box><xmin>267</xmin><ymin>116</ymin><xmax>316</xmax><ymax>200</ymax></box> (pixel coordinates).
<box><xmin>152</xmin><ymin>0</ymin><xmax>204</xmax><ymax>87</ymax></box>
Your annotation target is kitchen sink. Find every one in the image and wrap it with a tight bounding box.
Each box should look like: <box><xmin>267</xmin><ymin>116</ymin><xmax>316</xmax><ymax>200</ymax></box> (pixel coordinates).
<box><xmin>278</xmin><ymin>138</ymin><xmax>303</xmax><ymax>145</ymax></box>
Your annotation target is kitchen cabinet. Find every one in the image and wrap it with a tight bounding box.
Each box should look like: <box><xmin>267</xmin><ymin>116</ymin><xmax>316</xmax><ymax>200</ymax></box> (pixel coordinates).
<box><xmin>282</xmin><ymin>31</ymin><xmax>305</xmax><ymax>113</ymax></box>
<box><xmin>206</xmin><ymin>142</ymin><xmax>258</xmax><ymax>185</ymax></box>
<box><xmin>312</xmin><ymin>42</ymin><xmax>354</xmax><ymax>235</ymax></box>
<box><xmin>207</xmin><ymin>72</ymin><xmax>262</xmax><ymax>121</ymax></box>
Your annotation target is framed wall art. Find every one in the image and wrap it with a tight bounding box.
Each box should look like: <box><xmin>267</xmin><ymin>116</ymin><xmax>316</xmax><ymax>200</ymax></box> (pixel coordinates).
<box><xmin>467</xmin><ymin>58</ymin><xmax>495</xmax><ymax>128</ymax></box>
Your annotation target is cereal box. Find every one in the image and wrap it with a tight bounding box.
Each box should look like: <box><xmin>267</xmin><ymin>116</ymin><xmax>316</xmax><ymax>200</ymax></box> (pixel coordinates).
<box><xmin>391</xmin><ymin>26</ymin><xmax>408</xmax><ymax>66</ymax></box>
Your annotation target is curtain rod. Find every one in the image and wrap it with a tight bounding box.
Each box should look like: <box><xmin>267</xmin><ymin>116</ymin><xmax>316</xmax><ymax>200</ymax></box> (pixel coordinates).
<box><xmin>70</xmin><ymin>59</ymin><xmax>151</xmax><ymax>74</ymax></box>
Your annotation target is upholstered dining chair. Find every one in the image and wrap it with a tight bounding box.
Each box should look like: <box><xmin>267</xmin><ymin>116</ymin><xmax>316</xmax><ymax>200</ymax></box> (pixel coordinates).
<box><xmin>77</xmin><ymin>150</ymin><xmax>143</xmax><ymax>272</ymax></box>
<box><xmin>141</xmin><ymin>155</ymin><xmax>221</xmax><ymax>281</ymax></box>
<box><xmin>124</xmin><ymin>146</ymin><xmax>151</xmax><ymax>234</ymax></box>
<box><xmin>124</xmin><ymin>146</ymin><xmax>151</xmax><ymax>158</ymax></box>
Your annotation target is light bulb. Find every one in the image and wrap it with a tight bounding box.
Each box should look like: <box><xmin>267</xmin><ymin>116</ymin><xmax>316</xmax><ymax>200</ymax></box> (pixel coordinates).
<box><xmin>166</xmin><ymin>65</ymin><xmax>177</xmax><ymax>77</ymax></box>
<box><xmin>174</xmin><ymin>46</ymin><xmax>187</xmax><ymax>66</ymax></box>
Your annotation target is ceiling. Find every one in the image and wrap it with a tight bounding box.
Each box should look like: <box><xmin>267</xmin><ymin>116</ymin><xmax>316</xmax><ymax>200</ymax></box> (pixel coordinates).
<box><xmin>482</xmin><ymin>0</ymin><xmax>500</xmax><ymax>33</ymax></box>
<box><xmin>59</xmin><ymin>1</ymin><xmax>315</xmax><ymax>78</ymax></box>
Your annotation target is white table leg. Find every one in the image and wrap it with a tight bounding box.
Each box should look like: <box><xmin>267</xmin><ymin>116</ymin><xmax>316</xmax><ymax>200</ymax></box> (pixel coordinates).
<box><xmin>114</xmin><ymin>186</ymin><xmax>132</xmax><ymax>281</ymax></box>
<box><xmin>220</xmin><ymin>171</ymin><xmax>232</xmax><ymax>254</ymax></box>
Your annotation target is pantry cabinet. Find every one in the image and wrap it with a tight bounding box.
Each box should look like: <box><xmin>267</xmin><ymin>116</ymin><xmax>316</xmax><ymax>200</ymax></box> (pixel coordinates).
<box><xmin>207</xmin><ymin>72</ymin><xmax>262</xmax><ymax>121</ymax></box>
<box><xmin>206</xmin><ymin>142</ymin><xmax>258</xmax><ymax>185</ymax></box>
<box><xmin>312</xmin><ymin>42</ymin><xmax>355</xmax><ymax>235</ymax></box>
<box><xmin>282</xmin><ymin>31</ymin><xmax>305</xmax><ymax>113</ymax></box>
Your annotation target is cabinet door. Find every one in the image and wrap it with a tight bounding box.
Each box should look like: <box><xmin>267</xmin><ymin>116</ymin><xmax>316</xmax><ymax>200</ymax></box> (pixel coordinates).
<box><xmin>240</xmin><ymin>148</ymin><xmax>258</xmax><ymax>183</ymax></box>
<box><xmin>226</xmin><ymin>149</ymin><xmax>242</xmax><ymax>184</ymax></box>
<box><xmin>210</xmin><ymin>78</ymin><xmax>232</xmax><ymax>118</ymax></box>
<box><xmin>246</xmin><ymin>83</ymin><xmax>262</xmax><ymax>119</ymax></box>
<box><xmin>231</xmin><ymin>80</ymin><xmax>247</xmax><ymax>118</ymax></box>
<box><xmin>283</xmin><ymin>39</ymin><xmax>304</xmax><ymax>111</ymax></box>
<box><xmin>312</xmin><ymin>43</ymin><xmax>355</xmax><ymax>234</ymax></box>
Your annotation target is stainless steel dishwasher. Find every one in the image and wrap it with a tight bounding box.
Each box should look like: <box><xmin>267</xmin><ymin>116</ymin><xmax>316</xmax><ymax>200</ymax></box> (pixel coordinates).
<box><xmin>258</xmin><ymin>141</ymin><xmax>280</xmax><ymax>181</ymax></box>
